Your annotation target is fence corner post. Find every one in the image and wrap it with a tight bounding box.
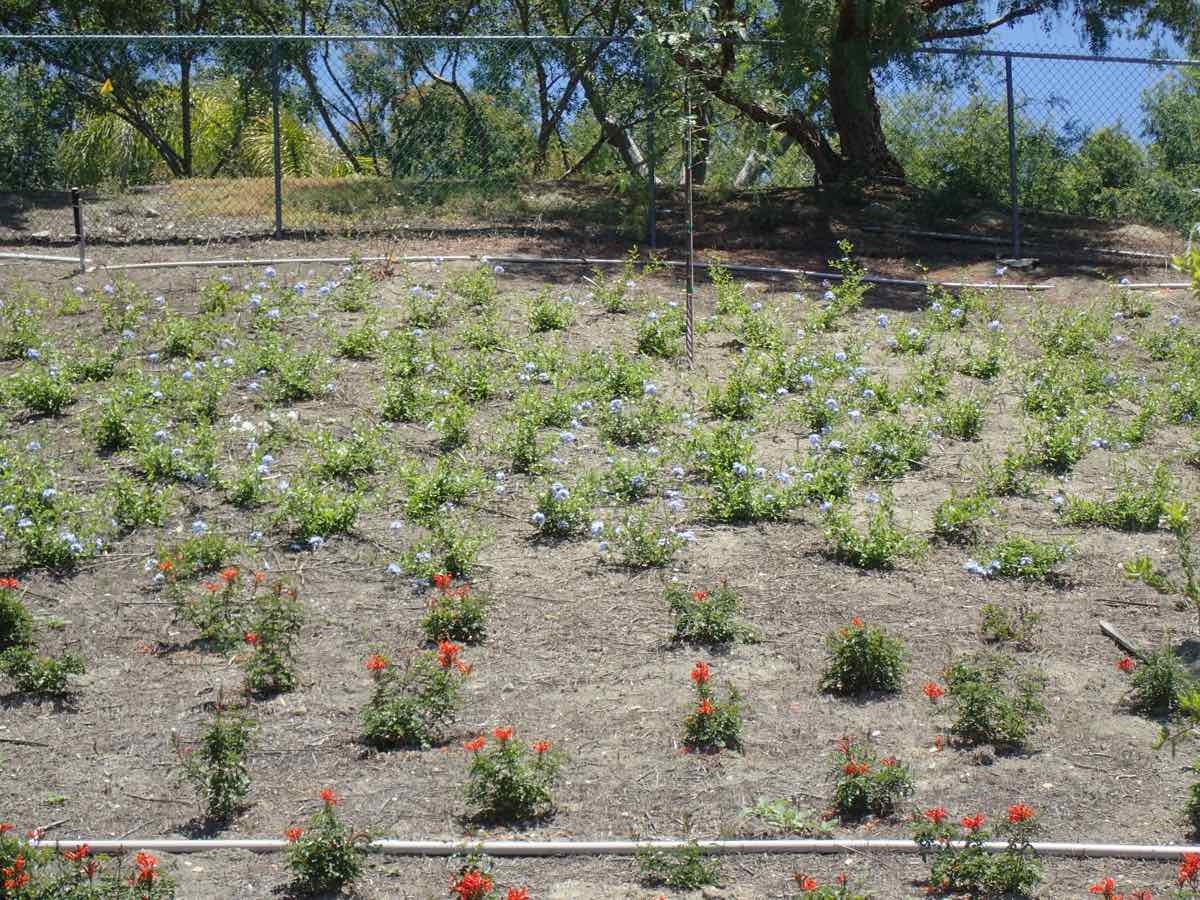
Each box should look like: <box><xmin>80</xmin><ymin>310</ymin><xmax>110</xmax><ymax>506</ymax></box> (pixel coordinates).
<box><xmin>1004</xmin><ymin>52</ymin><xmax>1021</xmax><ymax>259</ymax></box>
<box><xmin>70</xmin><ymin>186</ymin><xmax>86</xmax><ymax>274</ymax></box>
<box><xmin>271</xmin><ymin>38</ymin><xmax>284</xmax><ymax>241</ymax></box>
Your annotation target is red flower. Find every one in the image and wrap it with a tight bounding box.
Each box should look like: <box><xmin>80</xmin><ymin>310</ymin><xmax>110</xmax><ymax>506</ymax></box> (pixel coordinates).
<box><xmin>286</xmin><ymin>827</ymin><xmax>303</xmax><ymax>843</ymax></box>
<box><xmin>62</xmin><ymin>844</ymin><xmax>90</xmax><ymax>862</ymax></box>
<box><xmin>156</xmin><ymin>559</ymin><xmax>174</xmax><ymax>573</ymax></box>
<box><xmin>692</xmin><ymin>590</ymin><xmax>708</xmax><ymax>601</ymax></box>
<box><xmin>319</xmin><ymin>787</ymin><xmax>339</xmax><ymax>806</ymax></box>
<box><xmin>244</xmin><ymin>631</ymin><xmax>259</xmax><ymax>647</ymax></box>
<box><xmin>1007</xmin><ymin>802</ymin><xmax>1035</xmax><ymax>824</ymax></box>
<box><xmin>923</xmin><ymin>807</ymin><xmax>949</xmax><ymax>825</ymax></box>
<box><xmin>506</xmin><ymin>888</ymin><xmax>530</xmax><ymax>900</ymax></box>
<box><xmin>532</xmin><ymin>740</ymin><xmax>551</xmax><ymax>755</ymax></box>
<box><xmin>450</xmin><ymin>870</ymin><xmax>494</xmax><ymax>900</ymax></box>
<box><xmin>2</xmin><ymin>853</ymin><xmax>29</xmax><ymax>891</ymax></box>
<box><xmin>961</xmin><ymin>813</ymin><xmax>985</xmax><ymax>832</ymax></box>
<box><xmin>697</xmin><ymin>698</ymin><xmax>715</xmax><ymax>715</ymax></box>
<box><xmin>834</xmin><ymin>736</ymin><xmax>853</xmax><ymax>755</ymax></box>
<box><xmin>835</xmin><ymin>874</ymin><xmax>847</xmax><ymax>887</ymax></box>
<box><xmin>220</xmin><ymin>566</ymin><xmax>239</xmax><ymax>583</ymax></box>
<box><xmin>1089</xmin><ymin>878</ymin><xmax>1116</xmax><ymax>897</ymax></box>
<box><xmin>366</xmin><ymin>653</ymin><xmax>389</xmax><ymax>674</ymax></box>
<box><xmin>842</xmin><ymin>761</ymin><xmax>871</xmax><ymax>776</ymax></box>
<box><xmin>690</xmin><ymin>661</ymin><xmax>711</xmax><ymax>685</ymax></box>
<box><xmin>0</xmin><ymin>577</ymin><xmax>19</xmax><ymax>590</ymax></box>
<box><xmin>133</xmin><ymin>851</ymin><xmax>158</xmax><ymax>885</ymax></box>
<box><xmin>493</xmin><ymin>726</ymin><xmax>514</xmax><ymax>742</ymax></box>
<box><xmin>437</xmin><ymin>640</ymin><xmax>462</xmax><ymax>669</ymax></box>
<box><xmin>1180</xmin><ymin>852</ymin><xmax>1200</xmax><ymax>885</ymax></box>
<box><xmin>850</xmin><ymin>616</ymin><xmax>864</xmax><ymax>627</ymax></box>
<box><xmin>464</xmin><ymin>736</ymin><xmax>486</xmax><ymax>752</ymax></box>
<box><xmin>81</xmin><ymin>858</ymin><xmax>99</xmax><ymax>880</ymax></box>
<box><xmin>881</xmin><ymin>756</ymin><xmax>897</xmax><ymax>767</ymax></box>
<box><xmin>432</xmin><ymin>572</ymin><xmax>453</xmax><ymax>591</ymax></box>
<box><xmin>0</xmin><ymin>823</ymin><xmax>13</xmax><ymax>834</ymax></box>
<box><xmin>202</xmin><ymin>581</ymin><xmax>221</xmax><ymax>593</ymax></box>
<box><xmin>1117</xmin><ymin>656</ymin><xmax>1136</xmax><ymax>673</ymax></box>
<box><xmin>253</xmin><ymin>571</ymin><xmax>266</xmax><ymax>584</ymax></box>
<box><xmin>923</xmin><ymin>682</ymin><xmax>945</xmax><ymax>700</ymax></box>
<box><xmin>795</xmin><ymin>874</ymin><xmax>819</xmax><ymax>891</ymax></box>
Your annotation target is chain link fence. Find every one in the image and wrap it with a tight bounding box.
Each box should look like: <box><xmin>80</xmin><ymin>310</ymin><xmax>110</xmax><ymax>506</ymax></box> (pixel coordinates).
<box><xmin>0</xmin><ymin>34</ymin><xmax>1196</xmax><ymax>261</ymax></box>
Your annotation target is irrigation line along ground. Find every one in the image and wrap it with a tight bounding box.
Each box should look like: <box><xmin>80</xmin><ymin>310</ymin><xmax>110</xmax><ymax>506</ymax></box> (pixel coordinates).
<box><xmin>26</xmin><ymin>837</ymin><xmax>1200</xmax><ymax>860</ymax></box>
<box><xmin>87</xmin><ymin>253</ymin><xmax>1067</xmax><ymax>290</ymax></box>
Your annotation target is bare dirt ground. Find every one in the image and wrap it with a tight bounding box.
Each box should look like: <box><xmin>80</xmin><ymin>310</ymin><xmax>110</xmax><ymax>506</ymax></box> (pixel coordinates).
<box><xmin>0</xmin><ymin>211</ymin><xmax>1198</xmax><ymax>899</ymax></box>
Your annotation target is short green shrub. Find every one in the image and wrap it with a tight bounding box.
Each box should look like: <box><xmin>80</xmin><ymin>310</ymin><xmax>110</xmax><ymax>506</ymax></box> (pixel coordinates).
<box><xmin>463</xmin><ymin>728</ymin><xmax>565</xmax><ymax>823</ymax></box>
<box><xmin>637</xmin><ymin>843</ymin><xmax>721</xmax><ymax>890</ymax></box>
<box><xmin>830</xmin><ymin>736</ymin><xmax>914</xmax><ymax>819</ymax></box>
<box><xmin>819</xmin><ymin>618</ymin><xmax>907</xmax><ymax>697</ymax></box>
<box><xmin>360</xmin><ymin>643</ymin><xmax>471</xmax><ymax>750</ymax></box>
<box><xmin>176</xmin><ymin>703</ymin><xmax>255</xmax><ymax>822</ymax></box>
<box><xmin>682</xmin><ymin>661</ymin><xmax>744</xmax><ymax>752</ymax></box>
<box><xmin>285</xmin><ymin>789</ymin><xmax>367</xmax><ymax>896</ymax></box>
<box><xmin>944</xmin><ymin>654</ymin><xmax>1048</xmax><ymax>751</ymax></box>
<box><xmin>666</xmin><ymin>582</ymin><xmax>758</xmax><ymax>645</ymax></box>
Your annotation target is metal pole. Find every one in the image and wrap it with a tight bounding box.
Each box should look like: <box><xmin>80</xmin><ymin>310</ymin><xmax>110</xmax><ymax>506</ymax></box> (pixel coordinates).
<box><xmin>684</xmin><ymin>80</ymin><xmax>695</xmax><ymax>368</ymax></box>
<box><xmin>271</xmin><ymin>39</ymin><xmax>284</xmax><ymax>240</ymax></box>
<box><xmin>70</xmin><ymin>187</ymin><xmax>86</xmax><ymax>274</ymax></box>
<box><xmin>644</xmin><ymin>43</ymin><xmax>657</xmax><ymax>250</ymax></box>
<box><xmin>1004</xmin><ymin>53</ymin><xmax>1020</xmax><ymax>259</ymax></box>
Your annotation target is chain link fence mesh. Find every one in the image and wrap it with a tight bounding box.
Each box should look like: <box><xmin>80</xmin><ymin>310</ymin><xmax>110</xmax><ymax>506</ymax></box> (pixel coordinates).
<box><xmin>0</xmin><ymin>34</ymin><xmax>1195</xmax><ymax>259</ymax></box>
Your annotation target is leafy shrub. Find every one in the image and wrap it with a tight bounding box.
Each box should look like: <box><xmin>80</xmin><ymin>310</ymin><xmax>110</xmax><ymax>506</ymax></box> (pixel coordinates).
<box><xmin>0</xmin><ymin>579</ymin><xmax>33</xmax><ymax>652</ymax></box>
<box><xmin>819</xmin><ymin>618</ymin><xmax>907</xmax><ymax>697</ymax></box>
<box><xmin>976</xmin><ymin>536</ymin><xmax>1069</xmax><ymax>581</ymax></box>
<box><xmin>830</xmin><ymin>736</ymin><xmax>914</xmax><ymax>819</ymax></box>
<box><xmin>743</xmin><ymin>799</ymin><xmax>834</xmax><ymax>837</ymax></box>
<box><xmin>527</xmin><ymin>292</ymin><xmax>574</xmax><ymax>332</ymax></box>
<box><xmin>421</xmin><ymin>574</ymin><xmax>489</xmax><ymax>644</ymax></box>
<box><xmin>666</xmin><ymin>582</ymin><xmax>757</xmax><ymax>645</ymax></box>
<box><xmin>0</xmin><ymin>646</ymin><xmax>85</xmax><ymax>698</ymax></box>
<box><xmin>176</xmin><ymin>703</ymin><xmax>255</xmax><ymax>822</ymax></box>
<box><xmin>854</xmin><ymin>416</ymin><xmax>929</xmax><ymax>480</ymax></box>
<box><xmin>1126</xmin><ymin>646</ymin><xmax>1193</xmax><ymax>717</ymax></box>
<box><xmin>8</xmin><ymin>367</ymin><xmax>75</xmax><ymax>416</ymax></box>
<box><xmin>636</xmin><ymin>307</ymin><xmax>685</xmax><ymax>358</ymax></box>
<box><xmin>823</xmin><ymin>502</ymin><xmax>925</xmax><ymax>570</ymax></box>
<box><xmin>360</xmin><ymin>643</ymin><xmax>471</xmax><ymax>750</ymax></box>
<box><xmin>682</xmin><ymin>660</ymin><xmax>743</xmax><ymax>752</ymax></box>
<box><xmin>463</xmin><ymin>728</ymin><xmax>564</xmax><ymax>823</ymax></box>
<box><xmin>530</xmin><ymin>478</ymin><xmax>594</xmax><ymax>537</ymax></box>
<box><xmin>1061</xmin><ymin>464</ymin><xmax>1175</xmax><ymax>531</ymax></box>
<box><xmin>605</xmin><ymin>511</ymin><xmax>686</xmax><ymax>568</ymax></box>
<box><xmin>980</xmin><ymin>450</ymin><xmax>1038</xmax><ymax>498</ymax></box>
<box><xmin>285</xmin><ymin>789</ymin><xmax>367</xmax><ymax>896</ymax></box>
<box><xmin>278</xmin><ymin>479</ymin><xmax>360</xmax><ymax>538</ymax></box>
<box><xmin>447</xmin><ymin>265</ymin><xmax>498</xmax><ymax>310</ymax></box>
<box><xmin>936</xmin><ymin>395</ymin><xmax>986</xmax><ymax>440</ymax></box>
<box><xmin>637</xmin><ymin>843</ymin><xmax>721</xmax><ymax>890</ymax></box>
<box><xmin>241</xmin><ymin>583</ymin><xmax>305</xmax><ymax>696</ymax></box>
<box><xmin>944</xmin><ymin>655</ymin><xmax>1048</xmax><ymax>750</ymax></box>
<box><xmin>596</xmin><ymin>396</ymin><xmax>672</xmax><ymax>447</ymax></box>
<box><xmin>933</xmin><ymin>490</ymin><xmax>993</xmax><ymax>544</ymax></box>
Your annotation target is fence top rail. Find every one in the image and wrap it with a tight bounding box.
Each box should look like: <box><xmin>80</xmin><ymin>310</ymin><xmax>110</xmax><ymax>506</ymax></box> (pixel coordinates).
<box><xmin>917</xmin><ymin>44</ymin><xmax>1200</xmax><ymax>67</ymax></box>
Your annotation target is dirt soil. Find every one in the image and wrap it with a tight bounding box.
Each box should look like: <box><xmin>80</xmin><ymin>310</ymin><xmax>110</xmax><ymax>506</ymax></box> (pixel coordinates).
<box><xmin>0</xmin><ymin>224</ymin><xmax>1198</xmax><ymax>900</ymax></box>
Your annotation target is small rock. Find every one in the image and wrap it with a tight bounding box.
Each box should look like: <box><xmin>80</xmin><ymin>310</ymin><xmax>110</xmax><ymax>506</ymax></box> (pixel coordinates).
<box><xmin>701</xmin><ymin>888</ymin><xmax>730</xmax><ymax>899</ymax></box>
<box><xmin>30</xmin><ymin>230</ymin><xmax>50</xmax><ymax>239</ymax></box>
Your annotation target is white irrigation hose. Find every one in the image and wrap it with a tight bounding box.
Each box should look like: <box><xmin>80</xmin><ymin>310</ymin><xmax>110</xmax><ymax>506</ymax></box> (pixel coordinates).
<box><xmin>94</xmin><ymin>252</ymin><xmax>1052</xmax><ymax>291</ymax></box>
<box><xmin>0</xmin><ymin>251</ymin><xmax>92</xmax><ymax>264</ymax></box>
<box><xmin>28</xmin><ymin>837</ymin><xmax>1200</xmax><ymax>860</ymax></box>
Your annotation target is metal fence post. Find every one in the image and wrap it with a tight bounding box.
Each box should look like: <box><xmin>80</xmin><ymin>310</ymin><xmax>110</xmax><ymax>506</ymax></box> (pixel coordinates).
<box><xmin>271</xmin><ymin>39</ymin><xmax>284</xmax><ymax>240</ymax></box>
<box><xmin>644</xmin><ymin>42</ymin><xmax>657</xmax><ymax>251</ymax></box>
<box><xmin>1004</xmin><ymin>52</ymin><xmax>1021</xmax><ymax>259</ymax></box>
<box><xmin>70</xmin><ymin>187</ymin><xmax>86</xmax><ymax>273</ymax></box>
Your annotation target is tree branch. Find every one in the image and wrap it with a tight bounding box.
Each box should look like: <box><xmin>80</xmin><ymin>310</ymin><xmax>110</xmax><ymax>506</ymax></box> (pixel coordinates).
<box><xmin>921</xmin><ymin>3</ymin><xmax>1045</xmax><ymax>41</ymax></box>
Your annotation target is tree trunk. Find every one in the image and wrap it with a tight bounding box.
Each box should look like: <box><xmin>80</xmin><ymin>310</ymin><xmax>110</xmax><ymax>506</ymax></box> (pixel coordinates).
<box><xmin>827</xmin><ymin>0</ymin><xmax>904</xmax><ymax>180</ymax></box>
<box><xmin>180</xmin><ymin>51</ymin><xmax>193</xmax><ymax>177</ymax></box>
<box><xmin>580</xmin><ymin>73</ymin><xmax>652</xmax><ymax>181</ymax></box>
<box><xmin>734</xmin><ymin>134</ymin><xmax>796</xmax><ymax>189</ymax></box>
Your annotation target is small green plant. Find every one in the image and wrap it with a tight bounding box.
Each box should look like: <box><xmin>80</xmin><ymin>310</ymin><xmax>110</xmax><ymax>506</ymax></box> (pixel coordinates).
<box><xmin>333</xmin><ymin>320</ymin><xmax>381</xmax><ymax>359</ymax></box>
<box><xmin>936</xmin><ymin>395</ymin><xmax>986</xmax><ymax>440</ymax></box>
<box><xmin>933</xmin><ymin>489</ymin><xmax>993</xmax><ymax>544</ymax></box>
<box><xmin>819</xmin><ymin>617</ymin><xmax>907</xmax><ymax>696</ymax></box>
<box><xmin>605</xmin><ymin>510</ymin><xmax>686</xmax><ymax>568</ymax></box>
<box><xmin>1125</xmin><ymin>646</ymin><xmax>1193</xmax><ymax>717</ymax></box>
<box><xmin>1185</xmin><ymin>772</ymin><xmax>1200</xmax><ymax>836</ymax></box>
<box><xmin>380</xmin><ymin>376</ymin><xmax>428</xmax><ymax>422</ymax></box>
<box><xmin>463</xmin><ymin>728</ymin><xmax>565</xmax><ymax>823</ymax></box>
<box><xmin>1023</xmin><ymin>409</ymin><xmax>1092</xmax><ymax>474</ymax></box>
<box><xmin>278</xmin><ymin>479</ymin><xmax>360</xmax><ymax>539</ymax></box>
<box><xmin>0</xmin><ymin>646</ymin><xmax>85</xmax><ymax>698</ymax></box>
<box><xmin>959</xmin><ymin>339</ymin><xmax>1005</xmax><ymax>380</ymax></box>
<box><xmin>1061</xmin><ymin>464</ymin><xmax>1175</xmax><ymax>531</ymax></box>
<box><xmin>175</xmin><ymin>702</ymin><xmax>255</xmax><ymax>823</ymax></box>
<box><xmin>682</xmin><ymin>660</ymin><xmax>744</xmax><ymax>752</ymax></box>
<box><xmin>636</xmin><ymin>307</ymin><xmax>685</xmax><ymax>358</ymax></box>
<box><xmin>914</xmin><ymin>803</ymin><xmax>1042</xmax><ymax>898</ymax></box>
<box><xmin>979</xmin><ymin>602</ymin><xmax>1041</xmax><ymax>651</ymax></box>
<box><xmin>531</xmin><ymin>478</ymin><xmax>595</xmax><ymax>537</ymax></box>
<box><xmin>421</xmin><ymin>574</ymin><xmax>489</xmax><ymax>644</ymax></box>
<box><xmin>0</xmin><ymin>578</ymin><xmax>33</xmax><ymax>652</ymax></box>
<box><xmin>447</xmin><ymin>265</ymin><xmax>498</xmax><ymax>310</ymax></box>
<box><xmin>977</xmin><ymin>535</ymin><xmax>1070</xmax><ymax>581</ymax></box>
<box><xmin>311</xmin><ymin>427</ymin><xmax>382</xmax><ymax>483</ymax></box>
<box><xmin>823</xmin><ymin>502</ymin><xmax>925</xmax><ymax>570</ymax></box>
<box><xmin>980</xmin><ymin>450</ymin><xmax>1037</xmax><ymax>497</ymax></box>
<box><xmin>943</xmin><ymin>654</ymin><xmax>1048</xmax><ymax>751</ymax></box>
<box><xmin>666</xmin><ymin>582</ymin><xmax>758</xmax><ymax>645</ymax></box>
<box><xmin>360</xmin><ymin>643</ymin><xmax>471</xmax><ymax>750</ymax></box>
<box><xmin>637</xmin><ymin>842</ymin><xmax>721</xmax><ymax>890</ymax></box>
<box><xmin>855</xmin><ymin>417</ymin><xmax>930</xmax><ymax>480</ymax></box>
<box><xmin>743</xmin><ymin>799</ymin><xmax>834</xmax><ymax>837</ymax></box>
<box><xmin>285</xmin><ymin>789</ymin><xmax>367</xmax><ymax>896</ymax></box>
<box><xmin>1124</xmin><ymin>499</ymin><xmax>1200</xmax><ymax>627</ymax></box>
<box><xmin>830</xmin><ymin>735</ymin><xmax>914</xmax><ymax>819</ymax></box>
<box><xmin>806</xmin><ymin>241</ymin><xmax>870</xmax><ymax>331</ymax></box>
<box><xmin>241</xmin><ymin>581</ymin><xmax>304</xmax><ymax>696</ymax></box>
<box><xmin>433</xmin><ymin>395</ymin><xmax>473</xmax><ymax>451</ymax></box>
<box><xmin>596</xmin><ymin>396</ymin><xmax>672</xmax><ymax>447</ymax></box>
<box><xmin>8</xmin><ymin>367</ymin><xmax>75</xmax><ymax>416</ymax></box>
<box><xmin>105</xmin><ymin>472</ymin><xmax>170</xmax><ymax>530</ymax></box>
<box><xmin>528</xmin><ymin>292</ymin><xmax>574</xmax><ymax>332</ymax></box>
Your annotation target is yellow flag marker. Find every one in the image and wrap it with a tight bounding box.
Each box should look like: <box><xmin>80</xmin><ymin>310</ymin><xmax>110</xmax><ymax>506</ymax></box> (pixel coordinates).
<box><xmin>99</xmin><ymin>78</ymin><xmax>113</xmax><ymax>95</ymax></box>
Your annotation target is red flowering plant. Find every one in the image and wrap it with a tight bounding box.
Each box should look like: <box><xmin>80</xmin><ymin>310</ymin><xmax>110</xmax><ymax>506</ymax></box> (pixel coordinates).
<box><xmin>818</xmin><ymin>617</ymin><xmax>907</xmax><ymax>697</ymax></box>
<box><xmin>176</xmin><ymin>566</ymin><xmax>302</xmax><ymax>669</ymax></box>
<box><xmin>913</xmin><ymin>803</ymin><xmax>1042</xmax><ymax>897</ymax></box>
<box><xmin>682</xmin><ymin>661</ymin><xmax>744</xmax><ymax>753</ymax></box>
<box><xmin>447</xmin><ymin>854</ymin><xmax>532</xmax><ymax>900</ymax></box>
<box><xmin>360</xmin><ymin>642</ymin><xmax>472</xmax><ymax>750</ymax></box>
<box><xmin>829</xmin><ymin>736</ymin><xmax>914</xmax><ymax>819</ymax></box>
<box><xmin>421</xmin><ymin>572</ymin><xmax>490</xmax><ymax>644</ymax></box>
<box><xmin>792</xmin><ymin>871</ymin><xmax>871</xmax><ymax>899</ymax></box>
<box><xmin>285</xmin><ymin>788</ymin><xmax>369</xmax><ymax>896</ymax></box>
<box><xmin>1088</xmin><ymin>874</ymin><xmax>1152</xmax><ymax>899</ymax></box>
<box><xmin>463</xmin><ymin>727</ymin><xmax>565</xmax><ymax>823</ymax></box>
<box><xmin>0</xmin><ymin>830</ymin><xmax>176</xmax><ymax>897</ymax></box>
<box><xmin>0</xmin><ymin>576</ymin><xmax>32</xmax><ymax>653</ymax></box>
